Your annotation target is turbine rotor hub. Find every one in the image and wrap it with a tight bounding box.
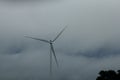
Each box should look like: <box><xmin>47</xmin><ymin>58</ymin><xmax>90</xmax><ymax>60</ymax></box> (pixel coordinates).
<box><xmin>50</xmin><ymin>40</ymin><xmax>53</xmax><ymax>44</ymax></box>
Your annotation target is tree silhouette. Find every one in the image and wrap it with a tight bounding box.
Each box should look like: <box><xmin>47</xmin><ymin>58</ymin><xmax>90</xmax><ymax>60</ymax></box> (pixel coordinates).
<box><xmin>96</xmin><ymin>70</ymin><xmax>120</xmax><ymax>80</ymax></box>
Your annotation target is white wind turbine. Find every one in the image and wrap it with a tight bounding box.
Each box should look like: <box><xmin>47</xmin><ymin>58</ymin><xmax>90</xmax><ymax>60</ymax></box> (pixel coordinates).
<box><xmin>24</xmin><ymin>26</ymin><xmax>67</xmax><ymax>77</ymax></box>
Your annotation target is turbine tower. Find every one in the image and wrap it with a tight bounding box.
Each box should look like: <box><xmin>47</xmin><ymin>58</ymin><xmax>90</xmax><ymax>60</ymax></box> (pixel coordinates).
<box><xmin>24</xmin><ymin>26</ymin><xmax>67</xmax><ymax>78</ymax></box>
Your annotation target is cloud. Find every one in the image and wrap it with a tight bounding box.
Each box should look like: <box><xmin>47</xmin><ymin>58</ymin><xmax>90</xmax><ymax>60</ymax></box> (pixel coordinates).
<box><xmin>0</xmin><ymin>0</ymin><xmax>58</xmax><ymax>3</ymax></box>
<box><xmin>0</xmin><ymin>51</ymin><xmax>120</xmax><ymax>80</ymax></box>
<box><xmin>0</xmin><ymin>0</ymin><xmax>120</xmax><ymax>80</ymax></box>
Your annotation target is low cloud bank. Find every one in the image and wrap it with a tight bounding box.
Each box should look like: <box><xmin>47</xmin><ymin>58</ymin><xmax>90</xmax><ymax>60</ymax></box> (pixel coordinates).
<box><xmin>0</xmin><ymin>0</ymin><xmax>120</xmax><ymax>80</ymax></box>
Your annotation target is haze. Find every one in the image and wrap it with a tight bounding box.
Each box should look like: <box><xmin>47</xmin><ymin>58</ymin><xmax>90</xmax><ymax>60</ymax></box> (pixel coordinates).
<box><xmin>0</xmin><ymin>0</ymin><xmax>120</xmax><ymax>80</ymax></box>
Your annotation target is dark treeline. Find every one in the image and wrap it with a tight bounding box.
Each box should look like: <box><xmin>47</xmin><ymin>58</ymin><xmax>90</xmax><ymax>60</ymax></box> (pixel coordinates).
<box><xmin>96</xmin><ymin>70</ymin><xmax>120</xmax><ymax>80</ymax></box>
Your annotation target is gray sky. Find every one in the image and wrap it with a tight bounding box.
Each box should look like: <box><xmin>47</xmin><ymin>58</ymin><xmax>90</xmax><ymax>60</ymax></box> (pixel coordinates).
<box><xmin>0</xmin><ymin>0</ymin><xmax>120</xmax><ymax>80</ymax></box>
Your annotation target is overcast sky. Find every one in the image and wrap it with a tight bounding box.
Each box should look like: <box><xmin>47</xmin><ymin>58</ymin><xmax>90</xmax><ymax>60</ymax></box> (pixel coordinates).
<box><xmin>0</xmin><ymin>0</ymin><xmax>120</xmax><ymax>80</ymax></box>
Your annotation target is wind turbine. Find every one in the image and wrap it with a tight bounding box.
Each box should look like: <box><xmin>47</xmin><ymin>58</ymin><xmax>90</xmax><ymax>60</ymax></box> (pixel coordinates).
<box><xmin>24</xmin><ymin>26</ymin><xmax>67</xmax><ymax>78</ymax></box>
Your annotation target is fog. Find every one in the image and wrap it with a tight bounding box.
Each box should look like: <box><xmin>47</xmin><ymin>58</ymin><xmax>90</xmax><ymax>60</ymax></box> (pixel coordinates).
<box><xmin>0</xmin><ymin>0</ymin><xmax>120</xmax><ymax>80</ymax></box>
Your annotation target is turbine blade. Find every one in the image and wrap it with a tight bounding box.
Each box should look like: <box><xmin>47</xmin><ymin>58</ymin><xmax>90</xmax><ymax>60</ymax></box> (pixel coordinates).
<box><xmin>24</xmin><ymin>36</ymin><xmax>50</xmax><ymax>43</ymax></box>
<box><xmin>52</xmin><ymin>26</ymin><xmax>67</xmax><ymax>42</ymax></box>
<box><xmin>50</xmin><ymin>44</ymin><xmax>59</xmax><ymax>67</ymax></box>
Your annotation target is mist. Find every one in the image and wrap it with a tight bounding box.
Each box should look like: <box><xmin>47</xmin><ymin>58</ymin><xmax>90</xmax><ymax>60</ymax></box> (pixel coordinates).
<box><xmin>0</xmin><ymin>0</ymin><xmax>120</xmax><ymax>80</ymax></box>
